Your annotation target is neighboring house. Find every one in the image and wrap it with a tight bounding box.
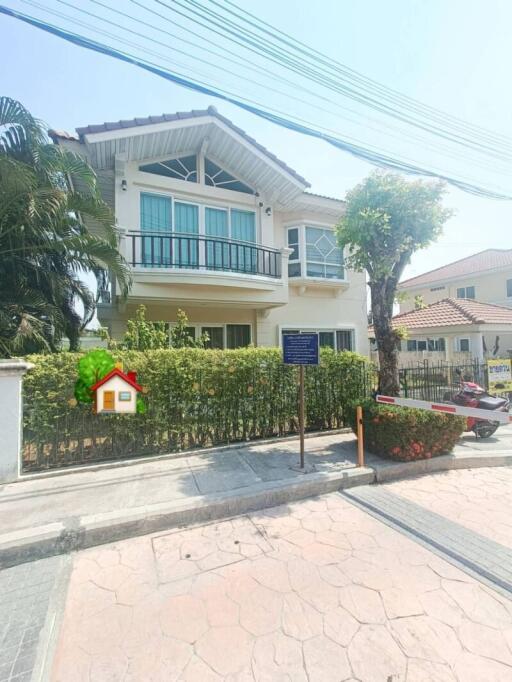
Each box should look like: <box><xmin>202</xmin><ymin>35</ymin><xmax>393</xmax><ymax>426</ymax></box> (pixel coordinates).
<box><xmin>91</xmin><ymin>368</ymin><xmax>142</xmax><ymax>414</ymax></box>
<box><xmin>50</xmin><ymin>107</ymin><xmax>368</xmax><ymax>354</ymax></box>
<box><xmin>369</xmin><ymin>298</ymin><xmax>512</xmax><ymax>366</ymax></box>
<box><xmin>397</xmin><ymin>249</ymin><xmax>512</xmax><ymax>313</ymax></box>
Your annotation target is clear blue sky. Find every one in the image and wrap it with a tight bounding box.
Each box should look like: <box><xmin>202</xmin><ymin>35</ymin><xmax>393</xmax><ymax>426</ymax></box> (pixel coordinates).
<box><xmin>2</xmin><ymin>0</ymin><xmax>512</xmax><ymax>281</ymax></box>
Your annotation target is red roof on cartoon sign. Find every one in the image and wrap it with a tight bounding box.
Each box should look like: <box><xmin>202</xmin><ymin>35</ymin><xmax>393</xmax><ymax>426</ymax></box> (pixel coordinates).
<box><xmin>90</xmin><ymin>368</ymin><xmax>143</xmax><ymax>393</ymax></box>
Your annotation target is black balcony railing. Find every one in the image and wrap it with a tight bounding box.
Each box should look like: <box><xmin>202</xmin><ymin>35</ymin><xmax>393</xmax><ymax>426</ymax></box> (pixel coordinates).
<box><xmin>127</xmin><ymin>231</ymin><xmax>282</xmax><ymax>278</ymax></box>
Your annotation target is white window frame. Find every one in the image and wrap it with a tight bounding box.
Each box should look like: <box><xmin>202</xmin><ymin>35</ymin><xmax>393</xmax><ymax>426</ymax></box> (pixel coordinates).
<box><xmin>138</xmin><ymin>150</ymin><xmax>199</xmax><ymax>183</ymax></box>
<box><xmin>457</xmin><ymin>337</ymin><xmax>471</xmax><ymax>353</ymax></box>
<box><xmin>285</xmin><ymin>223</ymin><xmax>346</xmax><ymax>282</ymax></box>
<box><xmin>139</xmin><ymin>192</ymin><xmax>257</xmax><ymax>243</ymax></box>
<box><xmin>169</xmin><ymin>322</ymin><xmax>252</xmax><ymax>349</ymax></box>
<box><xmin>137</xmin><ymin>150</ymin><xmax>256</xmax><ymax>196</ymax></box>
<box><xmin>456</xmin><ymin>285</ymin><xmax>476</xmax><ymax>299</ymax></box>
<box><xmin>405</xmin><ymin>337</ymin><xmax>446</xmax><ymax>352</ymax></box>
<box><xmin>279</xmin><ymin>325</ymin><xmax>356</xmax><ymax>351</ymax></box>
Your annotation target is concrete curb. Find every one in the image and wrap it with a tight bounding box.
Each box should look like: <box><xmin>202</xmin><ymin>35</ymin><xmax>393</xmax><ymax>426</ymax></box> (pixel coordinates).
<box><xmin>372</xmin><ymin>451</ymin><xmax>512</xmax><ymax>482</ymax></box>
<box><xmin>2</xmin><ymin>449</ymin><xmax>511</xmax><ymax>569</ymax></box>
<box><xmin>0</xmin><ymin>466</ymin><xmax>374</xmax><ymax>569</ymax></box>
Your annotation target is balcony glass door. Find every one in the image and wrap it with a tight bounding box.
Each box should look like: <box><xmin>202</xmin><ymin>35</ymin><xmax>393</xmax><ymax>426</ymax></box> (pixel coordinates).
<box><xmin>174</xmin><ymin>202</ymin><xmax>199</xmax><ymax>267</ymax></box>
<box><xmin>140</xmin><ymin>193</ymin><xmax>172</xmax><ymax>266</ymax></box>
<box><xmin>231</xmin><ymin>209</ymin><xmax>256</xmax><ymax>273</ymax></box>
<box><xmin>205</xmin><ymin>207</ymin><xmax>229</xmax><ymax>270</ymax></box>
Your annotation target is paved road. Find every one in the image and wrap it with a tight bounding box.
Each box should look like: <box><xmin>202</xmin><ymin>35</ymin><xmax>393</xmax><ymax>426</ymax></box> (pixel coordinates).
<box><xmin>49</xmin><ymin>469</ymin><xmax>512</xmax><ymax>681</ymax></box>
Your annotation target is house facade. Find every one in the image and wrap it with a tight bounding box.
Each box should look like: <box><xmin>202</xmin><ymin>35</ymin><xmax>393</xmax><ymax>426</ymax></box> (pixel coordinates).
<box><xmin>369</xmin><ymin>298</ymin><xmax>512</xmax><ymax>366</ymax></box>
<box><xmin>398</xmin><ymin>249</ymin><xmax>512</xmax><ymax>313</ymax></box>
<box><xmin>51</xmin><ymin>107</ymin><xmax>368</xmax><ymax>354</ymax></box>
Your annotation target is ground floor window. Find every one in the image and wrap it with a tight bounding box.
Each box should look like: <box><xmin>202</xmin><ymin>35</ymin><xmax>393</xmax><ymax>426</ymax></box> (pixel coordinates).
<box><xmin>173</xmin><ymin>323</ymin><xmax>252</xmax><ymax>349</ymax></box>
<box><xmin>405</xmin><ymin>338</ymin><xmax>445</xmax><ymax>352</ymax></box>
<box><xmin>281</xmin><ymin>328</ymin><xmax>354</xmax><ymax>351</ymax></box>
<box><xmin>457</xmin><ymin>338</ymin><xmax>471</xmax><ymax>352</ymax></box>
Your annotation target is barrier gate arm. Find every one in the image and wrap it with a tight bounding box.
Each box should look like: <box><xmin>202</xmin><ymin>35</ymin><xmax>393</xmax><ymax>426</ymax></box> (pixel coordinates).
<box><xmin>376</xmin><ymin>395</ymin><xmax>511</xmax><ymax>424</ymax></box>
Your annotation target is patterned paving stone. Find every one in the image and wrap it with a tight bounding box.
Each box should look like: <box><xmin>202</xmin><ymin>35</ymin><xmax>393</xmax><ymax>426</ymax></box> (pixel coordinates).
<box><xmin>50</xmin><ymin>487</ymin><xmax>512</xmax><ymax>681</ymax></box>
<box><xmin>343</xmin><ymin>483</ymin><xmax>512</xmax><ymax>597</ymax></box>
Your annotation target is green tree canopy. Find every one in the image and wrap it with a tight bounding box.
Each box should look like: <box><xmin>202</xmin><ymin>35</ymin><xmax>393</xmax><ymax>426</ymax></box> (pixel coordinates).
<box><xmin>337</xmin><ymin>171</ymin><xmax>452</xmax><ymax>394</ymax></box>
<box><xmin>0</xmin><ymin>96</ymin><xmax>131</xmax><ymax>356</ymax></box>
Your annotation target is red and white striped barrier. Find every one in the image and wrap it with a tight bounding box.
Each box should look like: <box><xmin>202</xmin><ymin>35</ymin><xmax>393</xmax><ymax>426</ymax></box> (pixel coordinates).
<box><xmin>376</xmin><ymin>394</ymin><xmax>511</xmax><ymax>424</ymax></box>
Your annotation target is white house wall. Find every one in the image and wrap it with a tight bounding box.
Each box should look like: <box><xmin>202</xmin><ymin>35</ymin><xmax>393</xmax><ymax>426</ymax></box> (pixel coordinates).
<box><xmin>95</xmin><ymin>133</ymin><xmax>369</xmax><ymax>355</ymax></box>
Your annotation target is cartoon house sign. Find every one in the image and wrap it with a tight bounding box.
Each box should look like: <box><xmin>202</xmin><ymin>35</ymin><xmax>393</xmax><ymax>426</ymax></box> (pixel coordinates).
<box><xmin>91</xmin><ymin>368</ymin><xmax>143</xmax><ymax>414</ymax></box>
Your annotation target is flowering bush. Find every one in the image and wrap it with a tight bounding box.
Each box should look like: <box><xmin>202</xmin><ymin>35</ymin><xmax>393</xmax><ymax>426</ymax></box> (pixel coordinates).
<box><xmin>348</xmin><ymin>399</ymin><xmax>465</xmax><ymax>461</ymax></box>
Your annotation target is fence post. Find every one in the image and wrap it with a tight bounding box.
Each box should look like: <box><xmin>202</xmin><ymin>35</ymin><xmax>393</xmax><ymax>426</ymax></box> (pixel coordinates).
<box><xmin>0</xmin><ymin>360</ymin><xmax>33</xmax><ymax>483</ymax></box>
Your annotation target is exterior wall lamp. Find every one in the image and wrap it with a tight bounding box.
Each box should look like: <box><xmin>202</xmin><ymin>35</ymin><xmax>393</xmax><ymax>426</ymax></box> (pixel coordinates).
<box><xmin>121</xmin><ymin>179</ymin><xmax>127</xmax><ymax>191</ymax></box>
<box><xmin>265</xmin><ymin>207</ymin><xmax>272</xmax><ymax>216</ymax></box>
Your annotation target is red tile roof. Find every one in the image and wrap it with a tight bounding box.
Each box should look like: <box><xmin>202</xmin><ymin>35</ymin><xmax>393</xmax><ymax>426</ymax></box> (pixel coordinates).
<box><xmin>369</xmin><ymin>298</ymin><xmax>512</xmax><ymax>333</ymax></box>
<box><xmin>50</xmin><ymin>106</ymin><xmax>309</xmax><ymax>187</ymax></box>
<box><xmin>399</xmin><ymin>249</ymin><xmax>512</xmax><ymax>289</ymax></box>
<box><xmin>90</xmin><ymin>368</ymin><xmax>142</xmax><ymax>393</ymax></box>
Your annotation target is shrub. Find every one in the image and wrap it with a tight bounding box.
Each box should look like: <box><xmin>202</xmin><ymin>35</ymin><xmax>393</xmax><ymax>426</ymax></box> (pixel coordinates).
<box><xmin>22</xmin><ymin>347</ymin><xmax>375</xmax><ymax>470</ymax></box>
<box><xmin>348</xmin><ymin>399</ymin><xmax>465</xmax><ymax>461</ymax></box>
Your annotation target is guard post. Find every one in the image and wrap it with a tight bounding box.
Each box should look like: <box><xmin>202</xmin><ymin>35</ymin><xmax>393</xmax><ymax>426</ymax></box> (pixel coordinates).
<box><xmin>283</xmin><ymin>333</ymin><xmax>319</xmax><ymax>472</ymax></box>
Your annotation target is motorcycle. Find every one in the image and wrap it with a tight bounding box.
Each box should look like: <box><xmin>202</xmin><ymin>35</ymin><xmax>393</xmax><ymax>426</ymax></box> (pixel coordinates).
<box><xmin>443</xmin><ymin>369</ymin><xmax>510</xmax><ymax>438</ymax></box>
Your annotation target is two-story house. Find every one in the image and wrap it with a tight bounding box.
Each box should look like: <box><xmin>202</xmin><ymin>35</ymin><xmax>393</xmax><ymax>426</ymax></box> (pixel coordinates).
<box><xmin>51</xmin><ymin>107</ymin><xmax>368</xmax><ymax>353</ymax></box>
<box><xmin>387</xmin><ymin>249</ymin><xmax>512</xmax><ymax>363</ymax></box>
<box><xmin>398</xmin><ymin>249</ymin><xmax>512</xmax><ymax>312</ymax></box>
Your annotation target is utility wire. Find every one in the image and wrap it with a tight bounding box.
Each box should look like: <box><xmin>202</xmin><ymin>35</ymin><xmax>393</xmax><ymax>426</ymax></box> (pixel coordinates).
<box><xmin>27</xmin><ymin>0</ymin><xmax>502</xmax><ymax>182</ymax></box>
<box><xmin>1</xmin><ymin>4</ymin><xmax>511</xmax><ymax>199</ymax></box>
<box><xmin>215</xmin><ymin>0</ymin><xmax>512</xmax><ymax>150</ymax></box>
<box><xmin>33</xmin><ymin>0</ymin><xmax>512</xmax><ymax>176</ymax></box>
<box><xmin>14</xmin><ymin>0</ymin><xmax>512</xmax><ymax>184</ymax></box>
<box><xmin>165</xmin><ymin>0</ymin><xmax>512</xmax><ymax>161</ymax></box>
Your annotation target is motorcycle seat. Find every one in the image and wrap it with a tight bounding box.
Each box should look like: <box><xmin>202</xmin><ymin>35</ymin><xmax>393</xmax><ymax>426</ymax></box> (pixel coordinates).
<box><xmin>478</xmin><ymin>395</ymin><xmax>508</xmax><ymax>410</ymax></box>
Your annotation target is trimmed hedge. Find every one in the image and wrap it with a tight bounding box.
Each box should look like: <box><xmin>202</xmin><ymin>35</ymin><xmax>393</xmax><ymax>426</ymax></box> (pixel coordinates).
<box><xmin>22</xmin><ymin>347</ymin><xmax>375</xmax><ymax>470</ymax></box>
<box><xmin>348</xmin><ymin>399</ymin><xmax>465</xmax><ymax>461</ymax></box>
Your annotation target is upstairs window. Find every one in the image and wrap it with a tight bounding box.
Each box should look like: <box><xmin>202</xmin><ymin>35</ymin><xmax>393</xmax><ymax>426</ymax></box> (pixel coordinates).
<box><xmin>286</xmin><ymin>225</ymin><xmax>344</xmax><ymax>280</ymax></box>
<box><xmin>139</xmin><ymin>155</ymin><xmax>197</xmax><ymax>182</ymax></box>
<box><xmin>507</xmin><ymin>279</ymin><xmax>512</xmax><ymax>297</ymax></box>
<box><xmin>457</xmin><ymin>286</ymin><xmax>475</xmax><ymax>299</ymax></box>
<box><xmin>204</xmin><ymin>158</ymin><xmax>254</xmax><ymax>194</ymax></box>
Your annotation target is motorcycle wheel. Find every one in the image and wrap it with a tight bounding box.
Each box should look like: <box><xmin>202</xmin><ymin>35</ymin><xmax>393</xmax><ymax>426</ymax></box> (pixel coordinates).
<box><xmin>473</xmin><ymin>422</ymin><xmax>499</xmax><ymax>439</ymax></box>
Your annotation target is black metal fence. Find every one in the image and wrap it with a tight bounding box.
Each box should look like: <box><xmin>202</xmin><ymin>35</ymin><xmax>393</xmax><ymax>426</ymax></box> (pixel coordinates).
<box><xmin>22</xmin><ymin>354</ymin><xmax>376</xmax><ymax>472</ymax></box>
<box><xmin>399</xmin><ymin>359</ymin><xmax>488</xmax><ymax>402</ymax></box>
<box><xmin>127</xmin><ymin>231</ymin><xmax>282</xmax><ymax>278</ymax></box>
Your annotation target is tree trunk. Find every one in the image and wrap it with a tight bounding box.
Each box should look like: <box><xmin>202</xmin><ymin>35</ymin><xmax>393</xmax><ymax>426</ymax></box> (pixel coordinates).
<box><xmin>370</xmin><ymin>278</ymin><xmax>400</xmax><ymax>396</ymax></box>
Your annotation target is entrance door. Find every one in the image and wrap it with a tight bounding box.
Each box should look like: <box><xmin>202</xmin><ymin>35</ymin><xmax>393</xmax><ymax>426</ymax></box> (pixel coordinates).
<box><xmin>103</xmin><ymin>390</ymin><xmax>115</xmax><ymax>411</ymax></box>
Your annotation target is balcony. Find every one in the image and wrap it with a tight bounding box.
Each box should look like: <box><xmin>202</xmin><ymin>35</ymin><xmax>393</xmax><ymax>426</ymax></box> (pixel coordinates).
<box><xmin>127</xmin><ymin>231</ymin><xmax>281</xmax><ymax>277</ymax></box>
<box><xmin>119</xmin><ymin>231</ymin><xmax>289</xmax><ymax>309</ymax></box>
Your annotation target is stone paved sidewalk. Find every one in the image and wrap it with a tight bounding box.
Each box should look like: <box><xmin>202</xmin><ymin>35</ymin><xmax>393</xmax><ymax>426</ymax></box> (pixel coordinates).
<box><xmin>0</xmin><ymin>556</ymin><xmax>64</xmax><ymax>682</ymax></box>
<box><xmin>383</xmin><ymin>467</ymin><xmax>512</xmax><ymax>549</ymax></box>
<box><xmin>343</xmin><ymin>485</ymin><xmax>512</xmax><ymax>598</ymax></box>
<box><xmin>50</xmin><ymin>490</ymin><xmax>512</xmax><ymax>682</ymax></box>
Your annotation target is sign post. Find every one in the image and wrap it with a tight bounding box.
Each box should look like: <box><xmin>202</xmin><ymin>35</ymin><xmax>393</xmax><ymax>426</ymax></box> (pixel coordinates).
<box><xmin>283</xmin><ymin>333</ymin><xmax>319</xmax><ymax>472</ymax></box>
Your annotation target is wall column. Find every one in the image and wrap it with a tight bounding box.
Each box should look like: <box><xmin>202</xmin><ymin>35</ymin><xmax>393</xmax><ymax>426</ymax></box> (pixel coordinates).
<box><xmin>471</xmin><ymin>332</ymin><xmax>485</xmax><ymax>361</ymax></box>
<box><xmin>0</xmin><ymin>360</ymin><xmax>33</xmax><ymax>483</ymax></box>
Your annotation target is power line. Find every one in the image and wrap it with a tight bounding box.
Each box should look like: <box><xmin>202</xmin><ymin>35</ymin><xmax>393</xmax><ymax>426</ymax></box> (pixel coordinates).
<box><xmin>1</xmin><ymin>4</ymin><xmax>511</xmax><ymax>200</ymax></box>
<box><xmin>29</xmin><ymin>0</ymin><xmax>511</xmax><ymax>176</ymax></box>
<box><xmin>164</xmin><ymin>0</ymin><xmax>512</xmax><ymax>161</ymax></box>
<box><xmin>215</xmin><ymin>0</ymin><xmax>512</xmax><ymax>151</ymax></box>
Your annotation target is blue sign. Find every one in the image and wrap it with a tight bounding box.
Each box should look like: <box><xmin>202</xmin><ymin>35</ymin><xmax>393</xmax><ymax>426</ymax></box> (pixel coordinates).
<box><xmin>283</xmin><ymin>333</ymin><xmax>319</xmax><ymax>365</ymax></box>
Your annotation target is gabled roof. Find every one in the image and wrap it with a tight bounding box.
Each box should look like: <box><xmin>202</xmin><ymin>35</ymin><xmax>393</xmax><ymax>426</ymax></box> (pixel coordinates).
<box><xmin>369</xmin><ymin>298</ymin><xmax>512</xmax><ymax>333</ymax></box>
<box><xmin>399</xmin><ymin>249</ymin><xmax>512</xmax><ymax>289</ymax></box>
<box><xmin>50</xmin><ymin>106</ymin><xmax>308</xmax><ymax>187</ymax></box>
<box><xmin>90</xmin><ymin>368</ymin><xmax>142</xmax><ymax>393</ymax></box>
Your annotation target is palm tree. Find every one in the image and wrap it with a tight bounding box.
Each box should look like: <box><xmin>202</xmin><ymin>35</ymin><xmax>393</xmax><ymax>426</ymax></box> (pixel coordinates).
<box><xmin>0</xmin><ymin>96</ymin><xmax>131</xmax><ymax>355</ymax></box>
